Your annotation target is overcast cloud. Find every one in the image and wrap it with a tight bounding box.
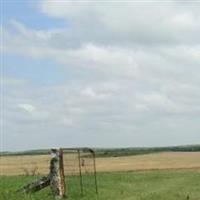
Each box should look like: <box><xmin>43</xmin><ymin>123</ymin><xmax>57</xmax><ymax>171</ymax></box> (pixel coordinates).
<box><xmin>1</xmin><ymin>0</ymin><xmax>200</xmax><ymax>151</ymax></box>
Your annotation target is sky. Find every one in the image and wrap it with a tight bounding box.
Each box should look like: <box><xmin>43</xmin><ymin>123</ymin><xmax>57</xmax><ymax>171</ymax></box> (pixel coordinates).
<box><xmin>1</xmin><ymin>0</ymin><xmax>200</xmax><ymax>151</ymax></box>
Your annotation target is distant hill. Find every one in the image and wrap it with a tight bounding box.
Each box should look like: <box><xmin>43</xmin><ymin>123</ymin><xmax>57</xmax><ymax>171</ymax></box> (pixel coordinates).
<box><xmin>1</xmin><ymin>145</ymin><xmax>200</xmax><ymax>157</ymax></box>
<box><xmin>0</xmin><ymin>149</ymin><xmax>50</xmax><ymax>156</ymax></box>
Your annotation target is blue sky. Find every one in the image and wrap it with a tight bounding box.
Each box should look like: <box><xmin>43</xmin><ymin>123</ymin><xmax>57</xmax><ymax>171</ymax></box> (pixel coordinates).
<box><xmin>2</xmin><ymin>0</ymin><xmax>68</xmax><ymax>29</ymax></box>
<box><xmin>1</xmin><ymin>0</ymin><xmax>200</xmax><ymax>151</ymax></box>
<box><xmin>2</xmin><ymin>0</ymin><xmax>68</xmax><ymax>86</ymax></box>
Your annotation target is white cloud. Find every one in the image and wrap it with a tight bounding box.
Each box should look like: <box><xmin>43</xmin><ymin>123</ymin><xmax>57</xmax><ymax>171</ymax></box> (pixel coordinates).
<box><xmin>40</xmin><ymin>0</ymin><xmax>200</xmax><ymax>45</ymax></box>
<box><xmin>18</xmin><ymin>104</ymin><xmax>36</xmax><ymax>113</ymax></box>
<box><xmin>3</xmin><ymin>74</ymin><xmax>200</xmax><ymax>150</ymax></box>
<box><xmin>81</xmin><ymin>86</ymin><xmax>114</xmax><ymax>100</ymax></box>
<box><xmin>40</xmin><ymin>0</ymin><xmax>91</xmax><ymax>19</ymax></box>
<box><xmin>17</xmin><ymin>103</ymin><xmax>51</xmax><ymax>121</ymax></box>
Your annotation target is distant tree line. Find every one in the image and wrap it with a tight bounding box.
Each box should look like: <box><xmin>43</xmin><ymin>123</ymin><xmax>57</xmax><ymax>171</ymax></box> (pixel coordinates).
<box><xmin>93</xmin><ymin>145</ymin><xmax>200</xmax><ymax>157</ymax></box>
<box><xmin>1</xmin><ymin>145</ymin><xmax>200</xmax><ymax>157</ymax></box>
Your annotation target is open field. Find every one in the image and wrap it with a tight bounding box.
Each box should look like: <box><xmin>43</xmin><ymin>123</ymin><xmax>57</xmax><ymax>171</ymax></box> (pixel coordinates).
<box><xmin>1</xmin><ymin>152</ymin><xmax>200</xmax><ymax>199</ymax></box>
<box><xmin>1</xmin><ymin>152</ymin><xmax>200</xmax><ymax>176</ymax></box>
<box><xmin>1</xmin><ymin>170</ymin><xmax>200</xmax><ymax>200</ymax></box>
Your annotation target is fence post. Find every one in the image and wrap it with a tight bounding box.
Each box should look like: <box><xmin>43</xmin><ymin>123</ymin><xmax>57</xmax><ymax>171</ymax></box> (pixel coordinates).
<box><xmin>92</xmin><ymin>150</ymin><xmax>98</xmax><ymax>194</ymax></box>
<box><xmin>50</xmin><ymin>148</ymin><xmax>67</xmax><ymax>199</ymax></box>
<box><xmin>77</xmin><ymin>149</ymin><xmax>84</xmax><ymax>196</ymax></box>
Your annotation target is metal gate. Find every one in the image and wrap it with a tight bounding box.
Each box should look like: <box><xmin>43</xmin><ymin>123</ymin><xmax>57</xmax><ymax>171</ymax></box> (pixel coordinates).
<box><xmin>62</xmin><ymin>148</ymin><xmax>98</xmax><ymax>197</ymax></box>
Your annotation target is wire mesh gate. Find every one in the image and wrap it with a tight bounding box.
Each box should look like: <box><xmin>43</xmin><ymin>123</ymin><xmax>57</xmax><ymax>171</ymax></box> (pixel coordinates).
<box><xmin>62</xmin><ymin>148</ymin><xmax>98</xmax><ymax>197</ymax></box>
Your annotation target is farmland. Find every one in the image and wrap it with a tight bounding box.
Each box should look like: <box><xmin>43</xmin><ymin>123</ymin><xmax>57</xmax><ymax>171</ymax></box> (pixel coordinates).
<box><xmin>1</xmin><ymin>151</ymin><xmax>200</xmax><ymax>199</ymax></box>
<box><xmin>1</xmin><ymin>152</ymin><xmax>200</xmax><ymax>176</ymax></box>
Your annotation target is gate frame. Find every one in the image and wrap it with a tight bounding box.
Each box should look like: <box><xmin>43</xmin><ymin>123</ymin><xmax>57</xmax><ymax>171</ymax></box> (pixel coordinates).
<box><xmin>62</xmin><ymin>148</ymin><xmax>98</xmax><ymax>196</ymax></box>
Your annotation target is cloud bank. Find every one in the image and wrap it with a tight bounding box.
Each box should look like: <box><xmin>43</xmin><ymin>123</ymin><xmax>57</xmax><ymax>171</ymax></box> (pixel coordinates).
<box><xmin>1</xmin><ymin>0</ymin><xmax>200</xmax><ymax>150</ymax></box>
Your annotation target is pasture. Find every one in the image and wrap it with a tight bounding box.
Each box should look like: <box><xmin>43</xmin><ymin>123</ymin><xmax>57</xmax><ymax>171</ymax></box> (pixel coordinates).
<box><xmin>1</xmin><ymin>170</ymin><xmax>200</xmax><ymax>200</ymax></box>
<box><xmin>1</xmin><ymin>152</ymin><xmax>200</xmax><ymax>199</ymax></box>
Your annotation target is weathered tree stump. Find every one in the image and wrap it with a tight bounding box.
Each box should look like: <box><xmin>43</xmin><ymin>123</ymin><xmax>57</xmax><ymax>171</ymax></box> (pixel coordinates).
<box><xmin>19</xmin><ymin>148</ymin><xmax>66</xmax><ymax>199</ymax></box>
<box><xmin>50</xmin><ymin>149</ymin><xmax>66</xmax><ymax>199</ymax></box>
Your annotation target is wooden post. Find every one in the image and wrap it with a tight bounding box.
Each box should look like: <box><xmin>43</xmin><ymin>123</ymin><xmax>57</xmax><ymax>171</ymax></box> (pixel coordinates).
<box><xmin>50</xmin><ymin>149</ymin><xmax>67</xmax><ymax>199</ymax></box>
<box><xmin>59</xmin><ymin>149</ymin><xmax>66</xmax><ymax>197</ymax></box>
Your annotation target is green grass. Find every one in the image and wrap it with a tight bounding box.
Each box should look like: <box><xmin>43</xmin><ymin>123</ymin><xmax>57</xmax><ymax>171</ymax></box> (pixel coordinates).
<box><xmin>1</xmin><ymin>170</ymin><xmax>200</xmax><ymax>200</ymax></box>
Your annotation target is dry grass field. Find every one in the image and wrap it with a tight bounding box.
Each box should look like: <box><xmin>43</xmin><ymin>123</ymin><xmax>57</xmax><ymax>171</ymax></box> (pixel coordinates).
<box><xmin>96</xmin><ymin>152</ymin><xmax>200</xmax><ymax>172</ymax></box>
<box><xmin>1</xmin><ymin>152</ymin><xmax>200</xmax><ymax>176</ymax></box>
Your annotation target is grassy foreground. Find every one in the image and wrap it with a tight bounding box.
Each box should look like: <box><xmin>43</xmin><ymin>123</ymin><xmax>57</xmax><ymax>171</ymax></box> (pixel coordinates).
<box><xmin>1</xmin><ymin>170</ymin><xmax>200</xmax><ymax>200</ymax></box>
